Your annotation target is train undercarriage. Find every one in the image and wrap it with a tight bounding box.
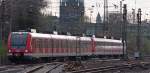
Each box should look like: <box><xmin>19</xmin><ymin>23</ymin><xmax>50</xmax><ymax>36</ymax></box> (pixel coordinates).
<box><xmin>8</xmin><ymin>53</ymin><xmax>123</xmax><ymax>64</ymax></box>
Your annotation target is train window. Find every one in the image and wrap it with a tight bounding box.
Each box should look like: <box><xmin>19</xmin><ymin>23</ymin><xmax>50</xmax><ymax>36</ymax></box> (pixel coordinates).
<box><xmin>42</xmin><ymin>39</ymin><xmax>46</xmax><ymax>48</ymax></box>
<box><xmin>80</xmin><ymin>41</ymin><xmax>84</xmax><ymax>49</ymax></box>
<box><xmin>48</xmin><ymin>39</ymin><xmax>52</xmax><ymax>49</ymax></box>
<box><xmin>96</xmin><ymin>42</ymin><xmax>101</xmax><ymax>46</ymax></box>
<box><xmin>41</xmin><ymin>39</ymin><xmax>45</xmax><ymax>49</ymax></box>
<box><xmin>57</xmin><ymin>39</ymin><xmax>60</xmax><ymax>52</ymax></box>
<box><xmin>53</xmin><ymin>39</ymin><xmax>55</xmax><ymax>48</ymax></box>
<box><xmin>59</xmin><ymin>39</ymin><xmax>61</xmax><ymax>49</ymax></box>
<box><xmin>41</xmin><ymin>39</ymin><xmax>44</xmax><ymax>48</ymax></box>
<box><xmin>68</xmin><ymin>40</ymin><xmax>70</xmax><ymax>53</ymax></box>
<box><xmin>31</xmin><ymin>38</ymin><xmax>36</xmax><ymax>49</ymax></box>
<box><xmin>57</xmin><ymin>39</ymin><xmax>60</xmax><ymax>49</ymax></box>
<box><xmin>53</xmin><ymin>39</ymin><xmax>58</xmax><ymax>48</ymax></box>
<box><xmin>86</xmin><ymin>41</ymin><xmax>89</xmax><ymax>51</ymax></box>
<box><xmin>57</xmin><ymin>39</ymin><xmax>59</xmax><ymax>49</ymax></box>
<box><xmin>72</xmin><ymin>40</ymin><xmax>74</xmax><ymax>49</ymax></box>
<box><xmin>61</xmin><ymin>39</ymin><xmax>64</xmax><ymax>48</ymax></box>
<box><xmin>65</xmin><ymin>39</ymin><xmax>67</xmax><ymax>49</ymax></box>
<box><xmin>63</xmin><ymin>39</ymin><xmax>67</xmax><ymax>53</ymax></box>
<box><xmin>107</xmin><ymin>42</ymin><xmax>111</xmax><ymax>46</ymax></box>
<box><xmin>66</xmin><ymin>39</ymin><xmax>68</xmax><ymax>49</ymax></box>
<box><xmin>68</xmin><ymin>39</ymin><xmax>72</xmax><ymax>53</ymax></box>
<box><xmin>36</xmin><ymin>39</ymin><xmax>40</xmax><ymax>48</ymax></box>
<box><xmin>53</xmin><ymin>39</ymin><xmax>56</xmax><ymax>48</ymax></box>
<box><xmin>39</xmin><ymin>39</ymin><xmax>43</xmax><ymax>49</ymax></box>
<box><xmin>73</xmin><ymin>40</ymin><xmax>76</xmax><ymax>49</ymax></box>
<box><xmin>68</xmin><ymin>40</ymin><xmax>70</xmax><ymax>49</ymax></box>
<box><xmin>37</xmin><ymin>39</ymin><xmax>39</xmax><ymax>49</ymax></box>
<box><xmin>67</xmin><ymin>39</ymin><xmax>69</xmax><ymax>52</ymax></box>
<box><xmin>76</xmin><ymin>40</ymin><xmax>80</xmax><ymax>48</ymax></box>
<box><xmin>89</xmin><ymin>41</ymin><xmax>91</xmax><ymax>48</ymax></box>
<box><xmin>81</xmin><ymin>41</ymin><xmax>89</xmax><ymax>52</ymax></box>
<box><xmin>111</xmin><ymin>43</ymin><xmax>121</xmax><ymax>46</ymax></box>
<box><xmin>35</xmin><ymin>39</ymin><xmax>38</xmax><ymax>48</ymax></box>
<box><xmin>47</xmin><ymin>39</ymin><xmax>49</xmax><ymax>48</ymax></box>
<box><xmin>85</xmin><ymin>41</ymin><xmax>88</xmax><ymax>48</ymax></box>
<box><xmin>38</xmin><ymin>39</ymin><xmax>42</xmax><ymax>49</ymax></box>
<box><xmin>46</xmin><ymin>39</ymin><xmax>48</xmax><ymax>48</ymax></box>
<box><xmin>85</xmin><ymin>41</ymin><xmax>88</xmax><ymax>51</ymax></box>
<box><xmin>76</xmin><ymin>40</ymin><xmax>78</xmax><ymax>48</ymax></box>
<box><xmin>72</xmin><ymin>40</ymin><xmax>75</xmax><ymax>49</ymax></box>
<box><xmin>56</xmin><ymin>39</ymin><xmax>59</xmax><ymax>49</ymax></box>
<box><xmin>11</xmin><ymin>34</ymin><xmax>27</xmax><ymax>49</ymax></box>
<box><xmin>80</xmin><ymin>41</ymin><xmax>83</xmax><ymax>49</ymax></box>
<box><xmin>48</xmin><ymin>39</ymin><xmax>50</xmax><ymax>48</ymax></box>
<box><xmin>31</xmin><ymin>38</ymin><xmax>34</xmax><ymax>48</ymax></box>
<box><xmin>86</xmin><ymin>41</ymin><xmax>89</xmax><ymax>49</ymax></box>
<box><xmin>34</xmin><ymin>39</ymin><xmax>36</xmax><ymax>48</ymax></box>
<box><xmin>71</xmin><ymin>40</ymin><xmax>74</xmax><ymax>52</ymax></box>
<box><xmin>60</xmin><ymin>39</ymin><xmax>62</xmax><ymax>49</ymax></box>
<box><xmin>61</xmin><ymin>39</ymin><xmax>63</xmax><ymax>49</ymax></box>
<box><xmin>35</xmin><ymin>39</ymin><xmax>37</xmax><ymax>49</ymax></box>
<box><xmin>45</xmin><ymin>39</ymin><xmax>48</xmax><ymax>48</ymax></box>
<box><xmin>80</xmin><ymin>41</ymin><xmax>83</xmax><ymax>52</ymax></box>
<box><xmin>64</xmin><ymin>39</ymin><xmax>67</xmax><ymax>49</ymax></box>
<box><xmin>69</xmin><ymin>40</ymin><xmax>72</xmax><ymax>49</ymax></box>
<box><xmin>43</xmin><ymin>39</ymin><xmax>46</xmax><ymax>48</ymax></box>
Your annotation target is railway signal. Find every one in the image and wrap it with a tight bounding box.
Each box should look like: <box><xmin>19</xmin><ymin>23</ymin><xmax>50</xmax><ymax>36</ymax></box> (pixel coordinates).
<box><xmin>122</xmin><ymin>4</ymin><xmax>127</xmax><ymax>60</ymax></box>
<box><xmin>135</xmin><ymin>8</ymin><xmax>142</xmax><ymax>59</ymax></box>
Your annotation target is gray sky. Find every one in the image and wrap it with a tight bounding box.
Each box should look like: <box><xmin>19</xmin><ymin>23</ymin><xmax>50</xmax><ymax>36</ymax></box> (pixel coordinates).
<box><xmin>42</xmin><ymin>0</ymin><xmax>150</xmax><ymax>22</ymax></box>
<box><xmin>88</xmin><ymin>0</ymin><xmax>150</xmax><ymax>21</ymax></box>
<box><xmin>125</xmin><ymin>0</ymin><xmax>150</xmax><ymax>20</ymax></box>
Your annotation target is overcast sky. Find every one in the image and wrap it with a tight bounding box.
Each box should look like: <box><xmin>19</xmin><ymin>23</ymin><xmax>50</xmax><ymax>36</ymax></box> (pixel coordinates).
<box><xmin>42</xmin><ymin>0</ymin><xmax>150</xmax><ymax>22</ymax></box>
<box><xmin>87</xmin><ymin>0</ymin><xmax>150</xmax><ymax>21</ymax></box>
<box><xmin>125</xmin><ymin>0</ymin><xmax>150</xmax><ymax>19</ymax></box>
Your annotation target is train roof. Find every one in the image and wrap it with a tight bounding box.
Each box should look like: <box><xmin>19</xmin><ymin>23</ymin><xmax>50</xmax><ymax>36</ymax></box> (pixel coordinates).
<box><xmin>94</xmin><ymin>38</ymin><xmax>122</xmax><ymax>43</ymax></box>
<box><xmin>30</xmin><ymin>33</ymin><xmax>77</xmax><ymax>40</ymax></box>
<box><xmin>12</xmin><ymin>32</ymin><xmax>28</xmax><ymax>34</ymax></box>
<box><xmin>30</xmin><ymin>33</ymin><xmax>121</xmax><ymax>43</ymax></box>
<box><xmin>11</xmin><ymin>32</ymin><xmax>122</xmax><ymax>43</ymax></box>
<box><xmin>30</xmin><ymin>33</ymin><xmax>92</xmax><ymax>41</ymax></box>
<box><xmin>80</xmin><ymin>37</ymin><xmax>91</xmax><ymax>41</ymax></box>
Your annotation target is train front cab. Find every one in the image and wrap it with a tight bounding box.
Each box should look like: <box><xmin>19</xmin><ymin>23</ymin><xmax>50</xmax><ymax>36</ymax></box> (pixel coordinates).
<box><xmin>7</xmin><ymin>32</ymin><xmax>32</xmax><ymax>63</ymax></box>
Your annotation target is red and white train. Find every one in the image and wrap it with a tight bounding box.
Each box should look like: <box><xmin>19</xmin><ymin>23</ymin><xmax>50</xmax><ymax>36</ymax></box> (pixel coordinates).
<box><xmin>7</xmin><ymin>32</ymin><xmax>124</xmax><ymax>62</ymax></box>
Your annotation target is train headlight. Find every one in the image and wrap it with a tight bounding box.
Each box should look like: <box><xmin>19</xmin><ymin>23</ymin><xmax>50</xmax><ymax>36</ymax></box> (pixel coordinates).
<box><xmin>9</xmin><ymin>50</ymin><xmax>11</xmax><ymax>52</ymax></box>
<box><xmin>25</xmin><ymin>50</ymin><xmax>28</xmax><ymax>53</ymax></box>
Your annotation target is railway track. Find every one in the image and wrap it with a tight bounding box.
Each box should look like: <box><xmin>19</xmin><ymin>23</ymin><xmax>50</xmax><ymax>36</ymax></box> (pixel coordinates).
<box><xmin>1</xmin><ymin>58</ymin><xmax>150</xmax><ymax>73</ymax></box>
<box><xmin>45</xmin><ymin>63</ymin><xmax>63</xmax><ymax>73</ymax></box>
<box><xmin>24</xmin><ymin>62</ymin><xmax>63</xmax><ymax>73</ymax></box>
<box><xmin>0</xmin><ymin>62</ymin><xmax>62</xmax><ymax>73</ymax></box>
<box><xmin>69</xmin><ymin>62</ymin><xmax>150</xmax><ymax>73</ymax></box>
<box><xmin>0</xmin><ymin>64</ymin><xmax>36</xmax><ymax>73</ymax></box>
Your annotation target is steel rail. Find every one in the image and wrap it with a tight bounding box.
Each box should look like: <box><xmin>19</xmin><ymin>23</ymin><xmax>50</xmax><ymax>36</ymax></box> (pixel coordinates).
<box><xmin>70</xmin><ymin>62</ymin><xmax>149</xmax><ymax>73</ymax></box>
<box><xmin>46</xmin><ymin>63</ymin><xmax>63</xmax><ymax>73</ymax></box>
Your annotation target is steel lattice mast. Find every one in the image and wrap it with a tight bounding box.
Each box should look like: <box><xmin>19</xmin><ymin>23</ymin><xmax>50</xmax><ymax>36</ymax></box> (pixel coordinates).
<box><xmin>103</xmin><ymin>0</ymin><xmax>108</xmax><ymax>36</ymax></box>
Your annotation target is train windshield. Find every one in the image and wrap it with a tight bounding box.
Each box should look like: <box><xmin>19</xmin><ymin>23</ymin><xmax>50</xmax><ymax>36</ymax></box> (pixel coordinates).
<box><xmin>11</xmin><ymin>33</ymin><xmax>28</xmax><ymax>49</ymax></box>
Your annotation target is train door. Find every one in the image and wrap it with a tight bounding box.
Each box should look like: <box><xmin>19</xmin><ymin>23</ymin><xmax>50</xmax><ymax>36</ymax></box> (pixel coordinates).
<box><xmin>76</xmin><ymin>37</ymin><xmax>81</xmax><ymax>56</ymax></box>
<box><xmin>49</xmin><ymin>38</ymin><xmax>52</xmax><ymax>57</ymax></box>
<box><xmin>91</xmin><ymin>38</ymin><xmax>96</xmax><ymax>55</ymax></box>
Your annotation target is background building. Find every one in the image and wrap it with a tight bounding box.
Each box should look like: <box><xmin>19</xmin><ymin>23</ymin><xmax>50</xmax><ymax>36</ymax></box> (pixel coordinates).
<box><xmin>59</xmin><ymin>0</ymin><xmax>84</xmax><ymax>23</ymax></box>
<box><xmin>58</xmin><ymin>0</ymin><xmax>85</xmax><ymax>35</ymax></box>
<box><xmin>108</xmin><ymin>11</ymin><xmax>122</xmax><ymax>38</ymax></box>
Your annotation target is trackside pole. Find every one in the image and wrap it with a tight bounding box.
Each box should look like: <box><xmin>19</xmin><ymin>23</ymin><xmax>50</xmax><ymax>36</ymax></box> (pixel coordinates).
<box><xmin>122</xmin><ymin>4</ymin><xmax>128</xmax><ymax>60</ymax></box>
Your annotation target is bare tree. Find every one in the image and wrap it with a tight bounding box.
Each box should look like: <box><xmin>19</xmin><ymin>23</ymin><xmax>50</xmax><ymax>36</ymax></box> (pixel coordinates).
<box><xmin>0</xmin><ymin>0</ymin><xmax>47</xmax><ymax>42</ymax></box>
